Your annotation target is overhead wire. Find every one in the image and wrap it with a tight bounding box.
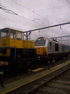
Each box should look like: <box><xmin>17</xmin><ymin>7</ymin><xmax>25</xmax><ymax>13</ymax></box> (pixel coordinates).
<box><xmin>11</xmin><ymin>0</ymin><xmax>70</xmax><ymax>33</ymax></box>
<box><xmin>11</xmin><ymin>0</ymin><xmax>61</xmax><ymax>36</ymax></box>
<box><xmin>17</xmin><ymin>15</ymin><xmax>43</xmax><ymax>26</ymax></box>
<box><xmin>12</xmin><ymin>0</ymin><xmax>50</xmax><ymax>24</ymax></box>
<box><xmin>0</xmin><ymin>0</ymin><xmax>44</xmax><ymax>26</ymax></box>
<box><xmin>12</xmin><ymin>0</ymin><xmax>70</xmax><ymax>24</ymax></box>
<box><xmin>33</xmin><ymin>5</ymin><xmax>70</xmax><ymax>11</ymax></box>
<box><xmin>0</xmin><ymin>4</ymin><xmax>18</xmax><ymax>15</ymax></box>
<box><xmin>11</xmin><ymin>0</ymin><xmax>45</xmax><ymax>26</ymax></box>
<box><xmin>0</xmin><ymin>4</ymin><xmax>43</xmax><ymax>26</ymax></box>
<box><xmin>57</xmin><ymin>0</ymin><xmax>70</xmax><ymax>38</ymax></box>
<box><xmin>43</xmin><ymin>10</ymin><xmax>70</xmax><ymax>19</ymax></box>
<box><xmin>67</xmin><ymin>0</ymin><xmax>70</xmax><ymax>4</ymax></box>
<box><xmin>1</xmin><ymin>0</ymin><xmax>70</xmax><ymax>37</ymax></box>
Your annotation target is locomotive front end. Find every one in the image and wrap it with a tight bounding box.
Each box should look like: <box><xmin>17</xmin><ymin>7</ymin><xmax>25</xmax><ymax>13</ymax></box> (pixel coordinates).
<box><xmin>0</xmin><ymin>28</ymin><xmax>11</xmax><ymax>66</ymax></box>
<box><xmin>35</xmin><ymin>37</ymin><xmax>48</xmax><ymax>61</ymax></box>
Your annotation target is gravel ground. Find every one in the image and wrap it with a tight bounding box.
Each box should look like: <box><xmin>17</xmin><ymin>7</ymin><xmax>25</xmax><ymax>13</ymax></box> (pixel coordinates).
<box><xmin>55</xmin><ymin>68</ymin><xmax>70</xmax><ymax>81</ymax></box>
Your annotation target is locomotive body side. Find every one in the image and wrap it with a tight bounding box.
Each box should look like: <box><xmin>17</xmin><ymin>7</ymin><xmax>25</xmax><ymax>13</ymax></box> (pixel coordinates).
<box><xmin>47</xmin><ymin>40</ymin><xmax>70</xmax><ymax>60</ymax></box>
<box><xmin>35</xmin><ymin>37</ymin><xmax>70</xmax><ymax>64</ymax></box>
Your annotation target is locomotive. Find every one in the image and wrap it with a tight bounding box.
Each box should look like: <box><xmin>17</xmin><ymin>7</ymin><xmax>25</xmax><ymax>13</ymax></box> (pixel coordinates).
<box><xmin>35</xmin><ymin>37</ymin><xmax>70</xmax><ymax>63</ymax></box>
<box><xmin>0</xmin><ymin>28</ymin><xmax>70</xmax><ymax>73</ymax></box>
<box><xmin>0</xmin><ymin>28</ymin><xmax>36</xmax><ymax>71</ymax></box>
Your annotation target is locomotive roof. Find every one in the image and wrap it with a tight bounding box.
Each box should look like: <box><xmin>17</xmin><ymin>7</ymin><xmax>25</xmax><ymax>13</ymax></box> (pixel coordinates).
<box><xmin>36</xmin><ymin>37</ymin><xmax>70</xmax><ymax>46</ymax></box>
<box><xmin>37</xmin><ymin>37</ymin><xmax>54</xmax><ymax>41</ymax></box>
<box><xmin>0</xmin><ymin>28</ymin><xmax>9</xmax><ymax>31</ymax></box>
<box><xmin>0</xmin><ymin>28</ymin><xmax>24</xmax><ymax>32</ymax></box>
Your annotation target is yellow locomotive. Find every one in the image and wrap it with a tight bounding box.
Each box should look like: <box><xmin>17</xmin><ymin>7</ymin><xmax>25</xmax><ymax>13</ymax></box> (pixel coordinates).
<box><xmin>0</xmin><ymin>28</ymin><xmax>36</xmax><ymax>70</ymax></box>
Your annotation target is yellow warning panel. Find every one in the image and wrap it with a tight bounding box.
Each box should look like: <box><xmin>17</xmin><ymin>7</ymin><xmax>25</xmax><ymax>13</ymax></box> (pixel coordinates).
<box><xmin>31</xmin><ymin>68</ymin><xmax>44</xmax><ymax>72</ymax></box>
<box><xmin>0</xmin><ymin>61</ymin><xmax>8</xmax><ymax>66</ymax></box>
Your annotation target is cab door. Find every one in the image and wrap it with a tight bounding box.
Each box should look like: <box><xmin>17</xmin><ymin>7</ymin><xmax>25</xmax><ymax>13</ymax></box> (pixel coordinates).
<box><xmin>16</xmin><ymin>31</ymin><xmax>23</xmax><ymax>48</ymax></box>
<box><xmin>9</xmin><ymin>29</ymin><xmax>16</xmax><ymax>47</ymax></box>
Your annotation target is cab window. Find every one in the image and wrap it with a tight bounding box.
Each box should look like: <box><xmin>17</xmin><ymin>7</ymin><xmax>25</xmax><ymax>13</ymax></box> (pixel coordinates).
<box><xmin>55</xmin><ymin>43</ymin><xmax>59</xmax><ymax>51</ymax></box>
<box><xmin>35</xmin><ymin>40</ymin><xmax>46</xmax><ymax>46</ymax></box>
<box><xmin>17</xmin><ymin>32</ymin><xmax>22</xmax><ymax>40</ymax></box>
<box><xmin>1</xmin><ymin>30</ymin><xmax>9</xmax><ymax>37</ymax></box>
<box><xmin>10</xmin><ymin>30</ymin><xmax>16</xmax><ymax>39</ymax></box>
<box><xmin>49</xmin><ymin>42</ymin><xmax>52</xmax><ymax>49</ymax></box>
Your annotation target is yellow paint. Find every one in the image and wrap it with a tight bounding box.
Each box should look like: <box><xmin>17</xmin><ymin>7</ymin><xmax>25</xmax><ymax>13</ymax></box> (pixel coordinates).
<box><xmin>0</xmin><ymin>61</ymin><xmax>8</xmax><ymax>66</ymax></box>
<box><xmin>0</xmin><ymin>38</ymin><xmax>2</xmax><ymax>47</ymax></box>
<box><xmin>9</xmin><ymin>39</ymin><xmax>23</xmax><ymax>48</ymax></box>
<box><xmin>23</xmin><ymin>40</ymin><xmax>34</xmax><ymax>48</ymax></box>
<box><xmin>5</xmin><ymin>62</ymin><xmax>8</xmax><ymax>65</ymax></box>
<box><xmin>0</xmin><ymin>49</ymin><xmax>10</xmax><ymax>56</ymax></box>
<box><xmin>0</xmin><ymin>29</ymin><xmax>34</xmax><ymax>49</ymax></box>
<box><xmin>35</xmin><ymin>47</ymin><xmax>48</xmax><ymax>55</ymax></box>
<box><xmin>31</xmin><ymin>68</ymin><xmax>44</xmax><ymax>72</ymax></box>
<box><xmin>1</xmin><ymin>37</ymin><xmax>9</xmax><ymax>47</ymax></box>
<box><xmin>0</xmin><ymin>28</ymin><xmax>35</xmax><ymax>58</ymax></box>
<box><xmin>9</xmin><ymin>30</ymin><xmax>34</xmax><ymax>49</ymax></box>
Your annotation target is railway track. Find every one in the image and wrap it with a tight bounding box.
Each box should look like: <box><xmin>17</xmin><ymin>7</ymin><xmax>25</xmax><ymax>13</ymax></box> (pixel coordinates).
<box><xmin>27</xmin><ymin>69</ymin><xmax>70</xmax><ymax>94</ymax></box>
<box><xmin>1</xmin><ymin>54</ymin><xmax>69</xmax><ymax>81</ymax></box>
<box><xmin>6</xmin><ymin>62</ymin><xmax>70</xmax><ymax>94</ymax></box>
<box><xmin>36</xmin><ymin>69</ymin><xmax>70</xmax><ymax>94</ymax></box>
<box><xmin>36</xmin><ymin>79</ymin><xmax>70</xmax><ymax>94</ymax></box>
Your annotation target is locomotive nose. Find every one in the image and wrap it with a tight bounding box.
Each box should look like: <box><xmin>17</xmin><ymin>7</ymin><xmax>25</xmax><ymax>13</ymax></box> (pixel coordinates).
<box><xmin>35</xmin><ymin>47</ymin><xmax>48</xmax><ymax>55</ymax></box>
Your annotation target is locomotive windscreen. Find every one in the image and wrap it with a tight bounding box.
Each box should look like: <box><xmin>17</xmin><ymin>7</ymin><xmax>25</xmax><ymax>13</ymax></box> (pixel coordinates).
<box><xmin>35</xmin><ymin>40</ymin><xmax>46</xmax><ymax>46</ymax></box>
<box><xmin>0</xmin><ymin>30</ymin><xmax>9</xmax><ymax>38</ymax></box>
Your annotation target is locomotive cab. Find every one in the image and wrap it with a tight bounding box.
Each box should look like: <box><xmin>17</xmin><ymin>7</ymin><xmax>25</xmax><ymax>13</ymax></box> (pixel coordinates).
<box><xmin>0</xmin><ymin>28</ymin><xmax>23</xmax><ymax>48</ymax></box>
<box><xmin>0</xmin><ymin>28</ymin><xmax>9</xmax><ymax>47</ymax></box>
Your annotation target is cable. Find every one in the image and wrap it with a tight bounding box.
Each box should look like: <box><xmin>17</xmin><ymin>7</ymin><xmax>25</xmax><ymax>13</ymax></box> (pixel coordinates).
<box><xmin>12</xmin><ymin>0</ymin><xmax>70</xmax><ymax>26</ymax></box>
<box><xmin>12</xmin><ymin>0</ymin><xmax>62</xmax><ymax>29</ymax></box>
<box><xmin>33</xmin><ymin>5</ymin><xmax>70</xmax><ymax>12</ymax></box>
<box><xmin>0</xmin><ymin>4</ymin><xmax>43</xmax><ymax>26</ymax></box>
<box><xmin>12</xmin><ymin>0</ymin><xmax>70</xmax><ymax>36</ymax></box>
<box><xmin>0</xmin><ymin>4</ymin><xmax>18</xmax><ymax>15</ymax></box>
<box><xmin>67</xmin><ymin>0</ymin><xmax>70</xmax><ymax>4</ymax></box>
<box><xmin>1</xmin><ymin>0</ymin><xmax>69</xmax><ymax>37</ymax></box>
<box><xmin>46</xmin><ymin>10</ymin><xmax>70</xmax><ymax>20</ymax></box>
<box><xmin>12</xmin><ymin>0</ymin><xmax>49</xmax><ymax>24</ymax></box>
<box><xmin>23</xmin><ymin>22</ymin><xmax>70</xmax><ymax>32</ymax></box>
<box><xmin>17</xmin><ymin>15</ymin><xmax>43</xmax><ymax>26</ymax></box>
<box><xmin>12</xmin><ymin>0</ymin><xmax>33</xmax><ymax>12</ymax></box>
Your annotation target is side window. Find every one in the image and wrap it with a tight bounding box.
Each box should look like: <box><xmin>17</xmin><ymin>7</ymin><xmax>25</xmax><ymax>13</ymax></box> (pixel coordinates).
<box><xmin>49</xmin><ymin>42</ymin><xmax>52</xmax><ymax>49</ymax></box>
<box><xmin>10</xmin><ymin>30</ymin><xmax>16</xmax><ymax>39</ymax></box>
<box><xmin>55</xmin><ymin>43</ymin><xmax>59</xmax><ymax>51</ymax></box>
<box><xmin>17</xmin><ymin>32</ymin><xmax>22</xmax><ymax>40</ymax></box>
<box><xmin>62</xmin><ymin>45</ymin><xmax>65</xmax><ymax>51</ymax></box>
<box><xmin>1</xmin><ymin>30</ymin><xmax>9</xmax><ymax>37</ymax></box>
